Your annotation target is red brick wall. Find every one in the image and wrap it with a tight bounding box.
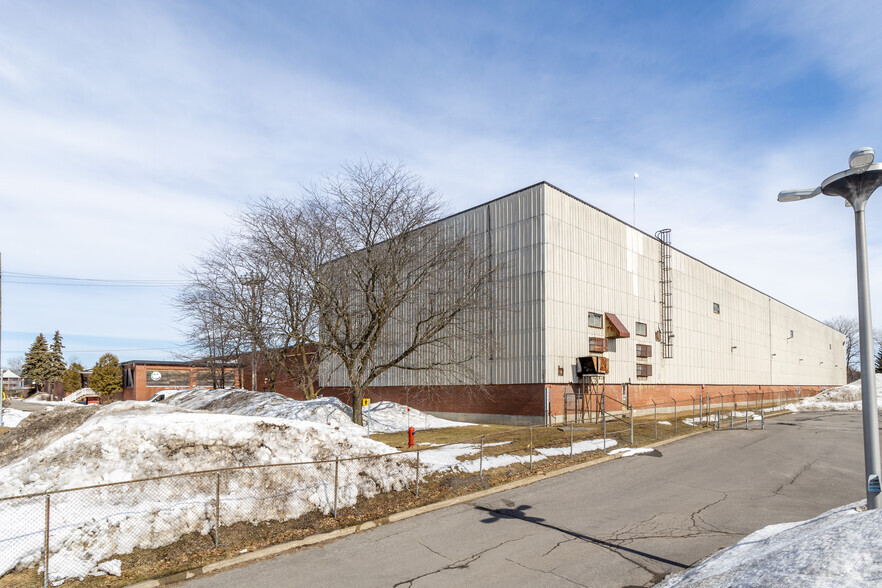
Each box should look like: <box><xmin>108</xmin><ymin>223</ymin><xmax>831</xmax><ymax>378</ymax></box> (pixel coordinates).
<box><xmin>321</xmin><ymin>384</ymin><xmax>546</xmax><ymax>417</ymax></box>
<box><xmin>322</xmin><ymin>382</ymin><xmax>824</xmax><ymax>419</ymax></box>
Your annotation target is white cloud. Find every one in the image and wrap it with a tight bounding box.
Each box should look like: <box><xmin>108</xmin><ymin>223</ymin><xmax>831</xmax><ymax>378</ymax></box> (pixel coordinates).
<box><xmin>1</xmin><ymin>1</ymin><xmax>880</xmax><ymax>367</ymax></box>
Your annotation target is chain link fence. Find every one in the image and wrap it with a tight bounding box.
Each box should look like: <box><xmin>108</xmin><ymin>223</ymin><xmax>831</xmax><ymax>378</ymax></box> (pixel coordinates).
<box><xmin>0</xmin><ymin>390</ymin><xmax>798</xmax><ymax>587</ymax></box>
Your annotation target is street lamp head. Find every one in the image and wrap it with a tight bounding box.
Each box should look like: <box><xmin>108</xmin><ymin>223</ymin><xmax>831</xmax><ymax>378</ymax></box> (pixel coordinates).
<box><xmin>849</xmin><ymin>147</ymin><xmax>875</xmax><ymax>172</ymax></box>
<box><xmin>777</xmin><ymin>187</ymin><xmax>821</xmax><ymax>202</ymax></box>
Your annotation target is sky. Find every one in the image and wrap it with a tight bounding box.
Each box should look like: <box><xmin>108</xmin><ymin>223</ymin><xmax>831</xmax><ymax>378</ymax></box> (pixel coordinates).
<box><xmin>1</xmin><ymin>0</ymin><xmax>881</xmax><ymax>369</ymax></box>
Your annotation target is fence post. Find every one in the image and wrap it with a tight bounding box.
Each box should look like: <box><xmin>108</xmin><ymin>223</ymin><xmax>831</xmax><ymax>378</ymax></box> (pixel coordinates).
<box><xmin>653</xmin><ymin>400</ymin><xmax>658</xmax><ymax>440</ymax></box>
<box><xmin>672</xmin><ymin>397</ymin><xmax>677</xmax><ymax>435</ymax></box>
<box><xmin>746</xmin><ymin>405</ymin><xmax>750</xmax><ymax>430</ymax></box>
<box><xmin>630</xmin><ymin>405</ymin><xmax>634</xmax><ymax>445</ymax></box>
<box><xmin>334</xmin><ymin>457</ymin><xmax>339</xmax><ymax>518</ymax></box>
<box><xmin>730</xmin><ymin>408</ymin><xmax>734</xmax><ymax>429</ymax></box>
<box><xmin>415</xmin><ymin>445</ymin><xmax>420</xmax><ymax>498</ymax></box>
<box><xmin>480</xmin><ymin>435</ymin><xmax>485</xmax><ymax>476</ymax></box>
<box><xmin>570</xmin><ymin>425</ymin><xmax>574</xmax><ymax>458</ymax></box>
<box><xmin>43</xmin><ymin>493</ymin><xmax>50</xmax><ymax>588</ymax></box>
<box><xmin>602</xmin><ymin>393</ymin><xmax>607</xmax><ymax>451</ymax></box>
<box><xmin>762</xmin><ymin>409</ymin><xmax>766</xmax><ymax>430</ymax></box>
<box><xmin>691</xmin><ymin>395</ymin><xmax>695</xmax><ymax>423</ymax></box>
<box><xmin>529</xmin><ymin>426</ymin><xmax>534</xmax><ymax>471</ymax></box>
<box><xmin>214</xmin><ymin>472</ymin><xmax>221</xmax><ymax>547</ymax></box>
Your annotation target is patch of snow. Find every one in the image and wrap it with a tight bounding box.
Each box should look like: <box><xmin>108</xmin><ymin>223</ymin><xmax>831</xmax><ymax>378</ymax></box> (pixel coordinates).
<box><xmin>609</xmin><ymin>447</ymin><xmax>655</xmax><ymax>457</ymax></box>
<box><xmin>657</xmin><ymin>500</ymin><xmax>882</xmax><ymax>587</ymax></box>
<box><xmin>414</xmin><ymin>438</ymin><xmax>616</xmax><ymax>475</ymax></box>
<box><xmin>1</xmin><ymin>407</ymin><xmax>29</xmax><ymax>427</ymax></box>
<box><xmin>658</xmin><ymin>420</ymin><xmax>672</xmax><ymax>426</ymax></box>
<box><xmin>162</xmin><ymin>388</ymin><xmax>471</xmax><ymax>434</ymax></box>
<box><xmin>786</xmin><ymin>375</ymin><xmax>882</xmax><ymax>414</ymax></box>
<box><xmin>534</xmin><ymin>438</ymin><xmax>616</xmax><ymax>457</ymax></box>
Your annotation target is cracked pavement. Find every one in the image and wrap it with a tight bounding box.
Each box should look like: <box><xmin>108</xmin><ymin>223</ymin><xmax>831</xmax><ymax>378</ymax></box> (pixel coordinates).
<box><xmin>181</xmin><ymin>412</ymin><xmax>871</xmax><ymax>588</ymax></box>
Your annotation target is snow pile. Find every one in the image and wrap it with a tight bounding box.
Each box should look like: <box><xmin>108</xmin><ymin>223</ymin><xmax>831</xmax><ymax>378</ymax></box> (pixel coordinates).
<box><xmin>658</xmin><ymin>501</ymin><xmax>882</xmax><ymax>587</ymax></box>
<box><xmin>1</xmin><ymin>407</ymin><xmax>29</xmax><ymax>428</ymax></box>
<box><xmin>785</xmin><ymin>376</ymin><xmax>882</xmax><ymax>413</ymax></box>
<box><xmin>0</xmin><ymin>401</ymin><xmax>411</xmax><ymax>584</ymax></box>
<box><xmin>162</xmin><ymin>388</ymin><xmax>471</xmax><ymax>434</ymax></box>
<box><xmin>361</xmin><ymin>400</ymin><xmax>472</xmax><ymax>433</ymax></box>
<box><xmin>0</xmin><ymin>394</ymin><xmax>614</xmax><ymax>584</ymax></box>
<box><xmin>164</xmin><ymin>388</ymin><xmax>365</xmax><ymax>435</ymax></box>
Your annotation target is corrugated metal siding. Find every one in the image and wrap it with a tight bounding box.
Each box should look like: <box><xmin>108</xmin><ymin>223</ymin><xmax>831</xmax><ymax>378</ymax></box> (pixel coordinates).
<box><xmin>323</xmin><ymin>181</ymin><xmax>845</xmax><ymax>389</ymax></box>
<box><xmin>321</xmin><ymin>184</ymin><xmax>546</xmax><ymax>387</ymax></box>
<box><xmin>542</xmin><ymin>185</ymin><xmax>845</xmax><ymax>387</ymax></box>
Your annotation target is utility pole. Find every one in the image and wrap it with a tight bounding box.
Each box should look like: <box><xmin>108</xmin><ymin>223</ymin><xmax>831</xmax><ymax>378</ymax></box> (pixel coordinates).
<box><xmin>241</xmin><ymin>273</ymin><xmax>263</xmax><ymax>392</ymax></box>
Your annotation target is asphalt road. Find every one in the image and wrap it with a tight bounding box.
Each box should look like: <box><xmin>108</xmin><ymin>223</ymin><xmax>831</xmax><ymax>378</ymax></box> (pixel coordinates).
<box><xmin>182</xmin><ymin>412</ymin><xmax>872</xmax><ymax>587</ymax></box>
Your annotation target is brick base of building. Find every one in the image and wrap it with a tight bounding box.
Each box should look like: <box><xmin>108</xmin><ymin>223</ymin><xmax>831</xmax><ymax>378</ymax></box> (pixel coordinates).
<box><xmin>321</xmin><ymin>382</ymin><xmax>833</xmax><ymax>426</ymax></box>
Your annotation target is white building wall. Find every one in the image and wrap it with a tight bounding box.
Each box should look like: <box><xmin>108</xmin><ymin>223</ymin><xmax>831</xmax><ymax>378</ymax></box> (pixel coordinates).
<box><xmin>323</xmin><ymin>184</ymin><xmax>547</xmax><ymax>387</ymax></box>
<box><xmin>324</xmin><ymin>182</ymin><xmax>845</xmax><ymax>389</ymax></box>
<box><xmin>542</xmin><ymin>184</ymin><xmax>845</xmax><ymax>387</ymax></box>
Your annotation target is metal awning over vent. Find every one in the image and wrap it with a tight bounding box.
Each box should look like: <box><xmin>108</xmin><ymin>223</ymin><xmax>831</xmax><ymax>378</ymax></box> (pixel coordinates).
<box><xmin>605</xmin><ymin>313</ymin><xmax>630</xmax><ymax>338</ymax></box>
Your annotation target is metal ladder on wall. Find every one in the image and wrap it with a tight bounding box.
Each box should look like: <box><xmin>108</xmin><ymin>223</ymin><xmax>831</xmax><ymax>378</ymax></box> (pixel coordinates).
<box><xmin>656</xmin><ymin>229</ymin><xmax>673</xmax><ymax>359</ymax></box>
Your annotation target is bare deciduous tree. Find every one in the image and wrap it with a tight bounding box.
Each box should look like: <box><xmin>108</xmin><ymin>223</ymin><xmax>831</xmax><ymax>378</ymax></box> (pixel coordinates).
<box><xmin>825</xmin><ymin>316</ymin><xmax>860</xmax><ymax>381</ymax></box>
<box><xmin>302</xmin><ymin>160</ymin><xmax>497</xmax><ymax>424</ymax></box>
<box><xmin>175</xmin><ymin>283</ymin><xmax>241</xmax><ymax>388</ymax></box>
<box><xmin>178</xmin><ymin>160</ymin><xmax>497</xmax><ymax>423</ymax></box>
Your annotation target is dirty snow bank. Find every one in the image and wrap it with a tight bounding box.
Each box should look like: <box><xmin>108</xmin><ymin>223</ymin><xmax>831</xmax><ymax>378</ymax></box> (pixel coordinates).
<box><xmin>1</xmin><ymin>407</ymin><xmax>29</xmax><ymax>428</ymax></box>
<box><xmin>417</xmin><ymin>438</ymin><xmax>617</xmax><ymax>474</ymax></box>
<box><xmin>162</xmin><ymin>387</ymin><xmax>471</xmax><ymax>434</ymax></box>
<box><xmin>785</xmin><ymin>375</ymin><xmax>882</xmax><ymax>413</ymax></box>
<box><xmin>0</xmin><ymin>401</ymin><xmax>410</xmax><ymax>584</ymax></box>
<box><xmin>657</xmin><ymin>500</ymin><xmax>882</xmax><ymax>587</ymax></box>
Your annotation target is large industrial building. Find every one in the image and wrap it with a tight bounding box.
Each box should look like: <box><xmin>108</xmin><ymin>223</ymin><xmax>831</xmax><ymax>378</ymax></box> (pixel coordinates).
<box><xmin>323</xmin><ymin>182</ymin><xmax>846</xmax><ymax>425</ymax></box>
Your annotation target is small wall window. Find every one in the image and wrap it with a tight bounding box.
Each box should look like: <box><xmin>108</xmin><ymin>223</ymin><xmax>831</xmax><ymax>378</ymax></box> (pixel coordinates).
<box><xmin>636</xmin><ymin>363</ymin><xmax>652</xmax><ymax>378</ymax></box>
<box><xmin>713</xmin><ymin>302</ymin><xmax>720</xmax><ymax>314</ymax></box>
<box><xmin>636</xmin><ymin>322</ymin><xmax>647</xmax><ymax>337</ymax></box>
<box><xmin>588</xmin><ymin>312</ymin><xmax>603</xmax><ymax>328</ymax></box>
<box><xmin>636</xmin><ymin>344</ymin><xmax>652</xmax><ymax>358</ymax></box>
<box><xmin>589</xmin><ymin>337</ymin><xmax>608</xmax><ymax>353</ymax></box>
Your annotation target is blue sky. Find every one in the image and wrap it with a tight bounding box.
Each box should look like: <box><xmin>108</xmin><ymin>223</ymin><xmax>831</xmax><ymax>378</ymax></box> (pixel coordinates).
<box><xmin>1</xmin><ymin>0</ymin><xmax>881</xmax><ymax>368</ymax></box>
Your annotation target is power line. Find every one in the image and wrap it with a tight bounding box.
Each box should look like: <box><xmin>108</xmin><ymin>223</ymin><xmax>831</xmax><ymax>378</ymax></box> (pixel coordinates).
<box><xmin>2</xmin><ymin>271</ymin><xmax>186</xmax><ymax>288</ymax></box>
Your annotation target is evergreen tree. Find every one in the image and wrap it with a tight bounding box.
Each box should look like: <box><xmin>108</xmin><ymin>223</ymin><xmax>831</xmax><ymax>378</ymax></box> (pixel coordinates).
<box><xmin>49</xmin><ymin>331</ymin><xmax>66</xmax><ymax>383</ymax></box>
<box><xmin>62</xmin><ymin>362</ymin><xmax>85</xmax><ymax>396</ymax></box>
<box><xmin>91</xmin><ymin>353</ymin><xmax>122</xmax><ymax>401</ymax></box>
<box><xmin>21</xmin><ymin>334</ymin><xmax>51</xmax><ymax>391</ymax></box>
<box><xmin>876</xmin><ymin>346</ymin><xmax>882</xmax><ymax>373</ymax></box>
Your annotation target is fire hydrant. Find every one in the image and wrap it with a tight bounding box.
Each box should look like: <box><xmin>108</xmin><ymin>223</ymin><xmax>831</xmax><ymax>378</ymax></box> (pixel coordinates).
<box><xmin>408</xmin><ymin>426</ymin><xmax>415</xmax><ymax>448</ymax></box>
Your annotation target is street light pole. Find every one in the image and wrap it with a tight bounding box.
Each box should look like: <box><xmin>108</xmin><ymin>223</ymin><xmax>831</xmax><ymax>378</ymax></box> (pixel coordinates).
<box><xmin>852</xmin><ymin>193</ymin><xmax>880</xmax><ymax>509</ymax></box>
<box><xmin>778</xmin><ymin>147</ymin><xmax>882</xmax><ymax>509</ymax></box>
<box><xmin>633</xmin><ymin>172</ymin><xmax>639</xmax><ymax>226</ymax></box>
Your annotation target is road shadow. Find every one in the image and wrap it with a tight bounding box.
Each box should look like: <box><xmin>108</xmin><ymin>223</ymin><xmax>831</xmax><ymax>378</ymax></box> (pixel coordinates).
<box><xmin>473</xmin><ymin>504</ymin><xmax>689</xmax><ymax>569</ymax></box>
